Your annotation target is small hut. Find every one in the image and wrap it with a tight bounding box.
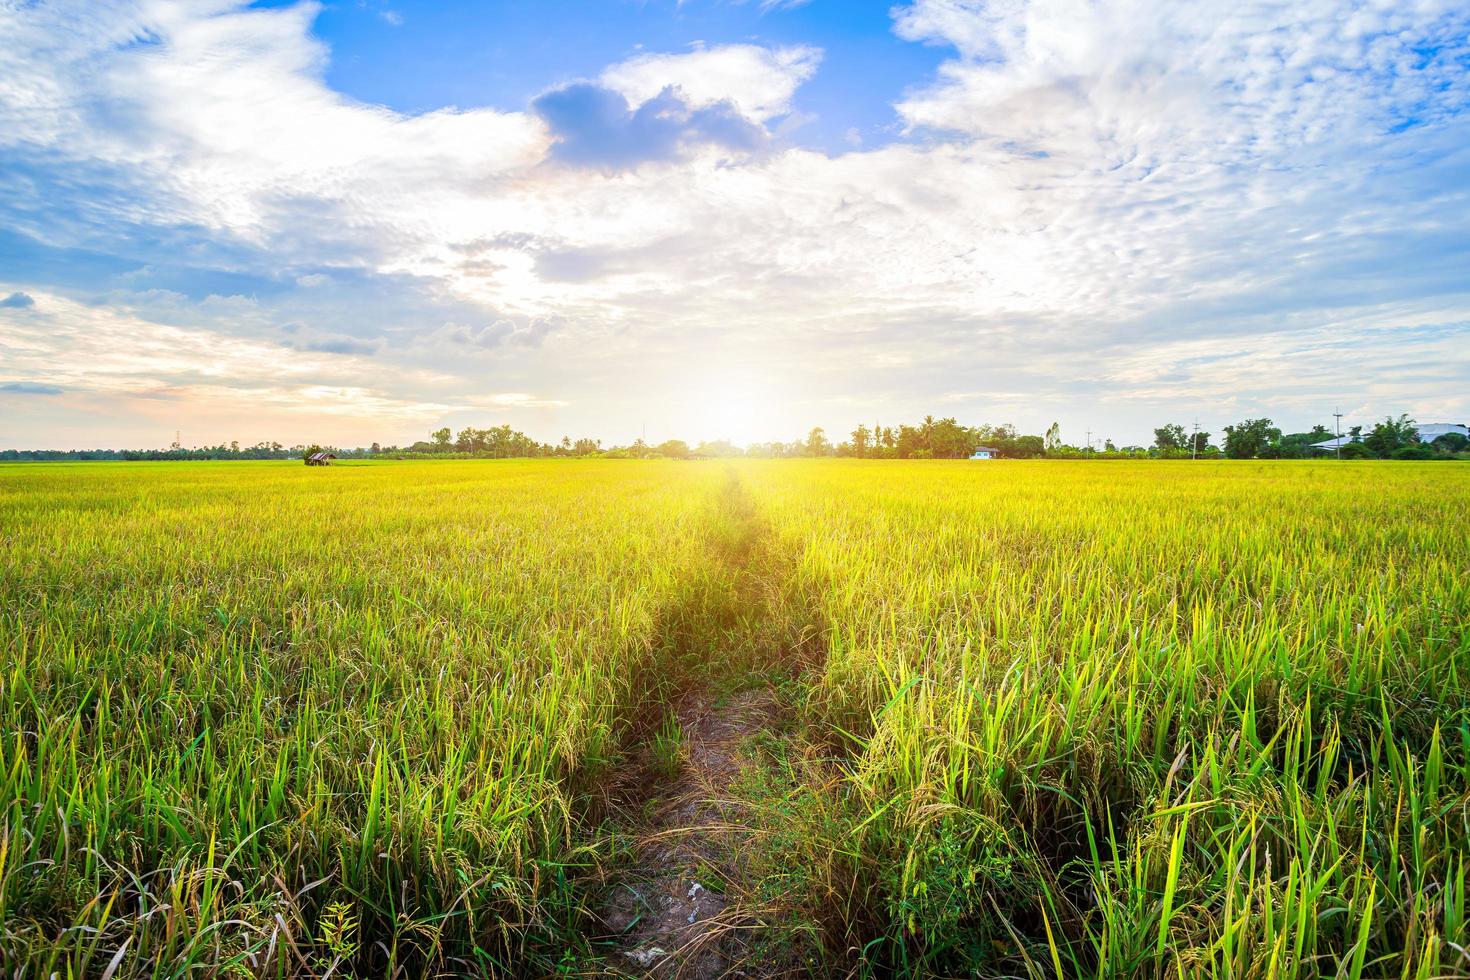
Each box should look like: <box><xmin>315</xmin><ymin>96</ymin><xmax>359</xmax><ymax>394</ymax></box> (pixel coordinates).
<box><xmin>305</xmin><ymin>452</ymin><xmax>337</xmax><ymax>466</ymax></box>
<box><xmin>969</xmin><ymin>447</ymin><xmax>1000</xmax><ymax>460</ymax></box>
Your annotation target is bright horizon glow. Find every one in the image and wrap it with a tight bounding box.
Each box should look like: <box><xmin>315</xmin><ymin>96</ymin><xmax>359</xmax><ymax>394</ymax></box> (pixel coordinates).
<box><xmin>1</xmin><ymin>0</ymin><xmax>1467</xmax><ymax>452</ymax></box>
<box><xmin>670</xmin><ymin>371</ymin><xmax>784</xmax><ymax>447</ymax></box>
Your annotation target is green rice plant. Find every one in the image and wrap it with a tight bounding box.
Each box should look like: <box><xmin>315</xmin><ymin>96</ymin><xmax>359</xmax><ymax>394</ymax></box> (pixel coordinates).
<box><xmin>649</xmin><ymin>711</ymin><xmax>685</xmax><ymax>781</ymax></box>
<box><xmin>0</xmin><ymin>459</ymin><xmax>731</xmax><ymax>975</ymax></box>
<box><xmin>738</xmin><ymin>459</ymin><xmax>1470</xmax><ymax>976</ymax></box>
<box><xmin>3</xmin><ymin>457</ymin><xmax>1467</xmax><ymax>977</ymax></box>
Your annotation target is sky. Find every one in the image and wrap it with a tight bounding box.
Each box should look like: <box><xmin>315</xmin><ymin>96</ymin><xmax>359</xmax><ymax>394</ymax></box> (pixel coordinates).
<box><xmin>1</xmin><ymin>0</ymin><xmax>1468</xmax><ymax>451</ymax></box>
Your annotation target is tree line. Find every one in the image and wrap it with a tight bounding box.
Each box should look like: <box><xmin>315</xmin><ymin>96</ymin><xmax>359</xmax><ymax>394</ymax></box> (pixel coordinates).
<box><xmin>0</xmin><ymin>440</ymin><xmax>297</xmax><ymax>462</ymax></box>
<box><xmin>1214</xmin><ymin>415</ymin><xmax>1465</xmax><ymax>460</ymax></box>
<box><xmin>3</xmin><ymin>413</ymin><xmax>1463</xmax><ymax>463</ymax></box>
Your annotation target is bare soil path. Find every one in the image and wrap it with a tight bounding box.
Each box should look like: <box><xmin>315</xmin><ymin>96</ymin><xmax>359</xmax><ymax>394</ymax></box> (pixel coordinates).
<box><xmin>591</xmin><ymin>686</ymin><xmax>786</xmax><ymax>979</ymax></box>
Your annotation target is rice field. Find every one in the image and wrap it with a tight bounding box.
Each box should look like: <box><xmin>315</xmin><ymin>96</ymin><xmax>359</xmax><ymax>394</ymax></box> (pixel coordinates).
<box><xmin>2</xmin><ymin>459</ymin><xmax>1468</xmax><ymax>977</ymax></box>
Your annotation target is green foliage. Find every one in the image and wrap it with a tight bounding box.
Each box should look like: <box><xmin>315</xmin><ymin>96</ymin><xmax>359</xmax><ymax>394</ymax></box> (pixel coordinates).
<box><xmin>649</xmin><ymin>712</ymin><xmax>684</xmax><ymax>779</ymax></box>
<box><xmin>883</xmin><ymin>812</ymin><xmax>1035</xmax><ymax>970</ymax></box>
<box><xmin>1392</xmin><ymin>445</ymin><xmax>1437</xmax><ymax>460</ymax></box>
<box><xmin>1222</xmin><ymin>417</ymin><xmax>1280</xmax><ymax>458</ymax></box>
<box><xmin>1433</xmin><ymin>432</ymin><xmax>1468</xmax><ymax>453</ymax></box>
<box><xmin>804</xmin><ymin>426</ymin><xmax>832</xmax><ymax>457</ymax></box>
<box><xmin>693</xmin><ymin>438</ymin><xmax>742</xmax><ymax>457</ymax></box>
<box><xmin>1153</xmin><ymin>423</ymin><xmax>1187</xmax><ymax>450</ymax></box>
<box><xmin>315</xmin><ymin>901</ymin><xmax>360</xmax><ymax>971</ymax></box>
<box><xmin>1364</xmin><ymin>413</ymin><xmax>1419</xmax><ymax>458</ymax></box>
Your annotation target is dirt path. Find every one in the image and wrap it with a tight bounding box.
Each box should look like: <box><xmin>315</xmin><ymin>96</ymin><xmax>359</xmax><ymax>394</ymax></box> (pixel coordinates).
<box><xmin>592</xmin><ymin>686</ymin><xmax>784</xmax><ymax>978</ymax></box>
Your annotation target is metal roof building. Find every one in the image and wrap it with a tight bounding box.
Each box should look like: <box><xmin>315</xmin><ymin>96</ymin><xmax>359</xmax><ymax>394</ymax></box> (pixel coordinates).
<box><xmin>1310</xmin><ymin>422</ymin><xmax>1467</xmax><ymax>453</ymax></box>
<box><xmin>1416</xmin><ymin>423</ymin><xmax>1469</xmax><ymax>442</ymax></box>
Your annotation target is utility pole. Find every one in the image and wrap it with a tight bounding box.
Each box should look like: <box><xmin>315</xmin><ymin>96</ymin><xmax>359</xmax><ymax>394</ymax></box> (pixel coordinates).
<box><xmin>1086</xmin><ymin>429</ymin><xmax>1092</xmax><ymax>455</ymax></box>
<box><xmin>1191</xmin><ymin>418</ymin><xmax>1199</xmax><ymax>460</ymax></box>
<box><xmin>1333</xmin><ymin>408</ymin><xmax>1344</xmax><ymax>460</ymax></box>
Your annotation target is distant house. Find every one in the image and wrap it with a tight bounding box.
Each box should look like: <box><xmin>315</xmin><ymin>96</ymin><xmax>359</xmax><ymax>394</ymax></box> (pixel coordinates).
<box><xmin>305</xmin><ymin>452</ymin><xmax>337</xmax><ymax>466</ymax></box>
<box><xmin>1308</xmin><ymin>435</ymin><xmax>1357</xmax><ymax>452</ymax></box>
<box><xmin>1310</xmin><ymin>422</ymin><xmax>1468</xmax><ymax>453</ymax></box>
<box><xmin>969</xmin><ymin>447</ymin><xmax>1000</xmax><ymax>460</ymax></box>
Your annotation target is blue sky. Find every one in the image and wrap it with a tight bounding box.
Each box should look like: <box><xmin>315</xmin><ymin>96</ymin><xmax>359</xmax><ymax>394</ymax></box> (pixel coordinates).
<box><xmin>1</xmin><ymin>0</ymin><xmax>1468</xmax><ymax>450</ymax></box>
<box><xmin>306</xmin><ymin>0</ymin><xmax>948</xmax><ymax>153</ymax></box>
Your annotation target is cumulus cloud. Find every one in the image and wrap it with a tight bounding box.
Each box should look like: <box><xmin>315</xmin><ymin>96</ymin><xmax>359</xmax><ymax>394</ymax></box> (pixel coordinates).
<box><xmin>0</xmin><ymin>0</ymin><xmax>545</xmax><ymax>263</ymax></box>
<box><xmin>599</xmin><ymin>44</ymin><xmax>822</xmax><ymax>122</ymax></box>
<box><xmin>0</xmin><ymin>0</ymin><xmax>1467</xmax><ymax>446</ymax></box>
<box><xmin>532</xmin><ymin>83</ymin><xmax>766</xmax><ymax>168</ymax></box>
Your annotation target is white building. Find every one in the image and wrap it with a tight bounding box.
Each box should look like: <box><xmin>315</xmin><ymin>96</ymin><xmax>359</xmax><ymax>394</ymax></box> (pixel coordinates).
<box><xmin>1309</xmin><ymin>422</ymin><xmax>1467</xmax><ymax>452</ymax></box>
<box><xmin>1416</xmin><ymin>422</ymin><xmax>1469</xmax><ymax>443</ymax></box>
<box><xmin>969</xmin><ymin>446</ymin><xmax>999</xmax><ymax>460</ymax></box>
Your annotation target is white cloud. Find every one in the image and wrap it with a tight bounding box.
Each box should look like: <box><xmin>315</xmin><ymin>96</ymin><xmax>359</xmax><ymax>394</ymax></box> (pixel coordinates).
<box><xmin>599</xmin><ymin>43</ymin><xmax>822</xmax><ymax>122</ymax></box>
<box><xmin>0</xmin><ymin>288</ymin><xmax>376</xmax><ymax>395</ymax></box>
<box><xmin>0</xmin><ymin>288</ymin><xmax>563</xmax><ymax>446</ymax></box>
<box><xmin>892</xmin><ymin>0</ymin><xmax>1470</xmax><ymax>160</ymax></box>
<box><xmin>0</xmin><ymin>1</ymin><xmax>546</xmax><ymax>253</ymax></box>
<box><xmin>0</xmin><ymin>0</ymin><xmax>1467</xmax><ymax>447</ymax></box>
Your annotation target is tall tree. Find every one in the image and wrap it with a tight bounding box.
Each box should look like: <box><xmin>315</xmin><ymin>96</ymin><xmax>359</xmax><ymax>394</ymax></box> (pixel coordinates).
<box><xmin>1432</xmin><ymin>432</ymin><xmax>1467</xmax><ymax>453</ymax></box>
<box><xmin>1153</xmin><ymin>423</ymin><xmax>1187</xmax><ymax>450</ymax></box>
<box><xmin>1363</xmin><ymin>415</ymin><xmax>1418</xmax><ymax>458</ymax></box>
<box><xmin>928</xmin><ymin>417</ymin><xmax>972</xmax><ymax>458</ymax></box>
<box><xmin>1222</xmin><ymin>418</ymin><xmax>1278</xmax><ymax>459</ymax></box>
<box><xmin>804</xmin><ymin>427</ymin><xmax>831</xmax><ymax>457</ymax></box>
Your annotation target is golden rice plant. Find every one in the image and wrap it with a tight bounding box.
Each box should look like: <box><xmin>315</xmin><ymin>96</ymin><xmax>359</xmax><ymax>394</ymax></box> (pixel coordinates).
<box><xmin>3</xmin><ymin>457</ymin><xmax>1467</xmax><ymax>977</ymax></box>
<box><xmin>741</xmin><ymin>459</ymin><xmax>1470</xmax><ymax>977</ymax></box>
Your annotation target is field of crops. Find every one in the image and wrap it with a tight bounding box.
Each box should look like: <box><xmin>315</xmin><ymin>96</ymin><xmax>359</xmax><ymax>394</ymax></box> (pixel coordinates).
<box><xmin>2</xmin><ymin>459</ymin><xmax>1468</xmax><ymax>977</ymax></box>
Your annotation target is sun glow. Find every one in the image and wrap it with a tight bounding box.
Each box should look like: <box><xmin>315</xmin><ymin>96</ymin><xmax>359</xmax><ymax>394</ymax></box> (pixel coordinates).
<box><xmin>676</xmin><ymin>371</ymin><xmax>783</xmax><ymax>447</ymax></box>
